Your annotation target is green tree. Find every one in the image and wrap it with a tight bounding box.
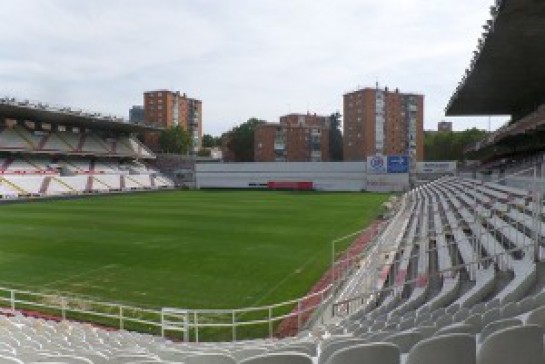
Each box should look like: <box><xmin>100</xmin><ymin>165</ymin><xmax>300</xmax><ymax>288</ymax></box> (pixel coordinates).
<box><xmin>328</xmin><ymin>112</ymin><xmax>343</xmax><ymax>161</ymax></box>
<box><xmin>202</xmin><ymin>134</ymin><xmax>218</xmax><ymax>148</ymax></box>
<box><xmin>424</xmin><ymin>127</ymin><xmax>487</xmax><ymax>161</ymax></box>
<box><xmin>226</xmin><ymin>118</ymin><xmax>265</xmax><ymax>162</ymax></box>
<box><xmin>158</xmin><ymin>125</ymin><xmax>192</xmax><ymax>154</ymax></box>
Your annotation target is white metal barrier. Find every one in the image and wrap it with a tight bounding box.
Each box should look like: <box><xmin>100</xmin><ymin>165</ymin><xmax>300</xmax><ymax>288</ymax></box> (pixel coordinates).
<box><xmin>160</xmin><ymin>285</ymin><xmax>333</xmax><ymax>342</ymax></box>
<box><xmin>0</xmin><ymin>282</ymin><xmax>333</xmax><ymax>342</ymax></box>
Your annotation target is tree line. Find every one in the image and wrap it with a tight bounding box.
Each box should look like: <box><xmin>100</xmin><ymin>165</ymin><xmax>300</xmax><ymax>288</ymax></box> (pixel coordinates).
<box><xmin>424</xmin><ymin>127</ymin><xmax>487</xmax><ymax>161</ymax></box>
<box><xmin>157</xmin><ymin>120</ymin><xmax>486</xmax><ymax>162</ymax></box>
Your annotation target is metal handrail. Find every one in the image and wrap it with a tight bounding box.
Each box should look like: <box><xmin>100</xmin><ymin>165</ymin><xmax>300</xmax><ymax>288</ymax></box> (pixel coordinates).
<box><xmin>0</xmin><ymin>280</ymin><xmax>334</xmax><ymax>342</ymax></box>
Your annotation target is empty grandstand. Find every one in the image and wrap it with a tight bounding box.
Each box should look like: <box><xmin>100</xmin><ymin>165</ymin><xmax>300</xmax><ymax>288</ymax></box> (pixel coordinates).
<box><xmin>0</xmin><ymin>173</ymin><xmax>543</xmax><ymax>363</ymax></box>
<box><xmin>2</xmin><ymin>0</ymin><xmax>545</xmax><ymax>362</ymax></box>
<box><xmin>0</xmin><ymin>97</ymin><xmax>175</xmax><ymax>198</ymax></box>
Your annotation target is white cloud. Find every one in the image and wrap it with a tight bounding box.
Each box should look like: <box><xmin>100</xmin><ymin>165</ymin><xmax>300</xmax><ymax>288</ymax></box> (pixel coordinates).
<box><xmin>0</xmin><ymin>0</ymin><xmax>504</xmax><ymax>134</ymax></box>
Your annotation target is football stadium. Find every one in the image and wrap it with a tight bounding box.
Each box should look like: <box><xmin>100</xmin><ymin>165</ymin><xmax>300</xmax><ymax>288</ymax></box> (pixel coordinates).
<box><xmin>0</xmin><ymin>0</ymin><xmax>545</xmax><ymax>363</ymax></box>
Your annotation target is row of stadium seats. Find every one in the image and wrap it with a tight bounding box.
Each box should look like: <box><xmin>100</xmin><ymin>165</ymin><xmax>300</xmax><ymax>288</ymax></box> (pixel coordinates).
<box><xmin>0</xmin><ymin>125</ymin><xmax>153</xmax><ymax>159</ymax></box>
<box><xmin>0</xmin><ymin>173</ymin><xmax>175</xmax><ymax>197</ymax></box>
<box><xmin>0</xmin><ymin>157</ymin><xmax>158</xmax><ymax>176</ymax></box>
<box><xmin>0</xmin><ymin>154</ymin><xmax>174</xmax><ymax>198</ymax></box>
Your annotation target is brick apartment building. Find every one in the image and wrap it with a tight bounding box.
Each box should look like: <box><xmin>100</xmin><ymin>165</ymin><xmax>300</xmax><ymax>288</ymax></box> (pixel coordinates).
<box><xmin>254</xmin><ymin>113</ymin><xmax>330</xmax><ymax>162</ymax></box>
<box><xmin>143</xmin><ymin>90</ymin><xmax>202</xmax><ymax>153</ymax></box>
<box><xmin>343</xmin><ymin>87</ymin><xmax>424</xmax><ymax>163</ymax></box>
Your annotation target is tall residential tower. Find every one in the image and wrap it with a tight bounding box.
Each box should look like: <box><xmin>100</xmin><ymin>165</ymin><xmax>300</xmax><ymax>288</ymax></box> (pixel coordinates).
<box><xmin>143</xmin><ymin>90</ymin><xmax>202</xmax><ymax>153</ymax></box>
<box><xmin>343</xmin><ymin>86</ymin><xmax>424</xmax><ymax>165</ymax></box>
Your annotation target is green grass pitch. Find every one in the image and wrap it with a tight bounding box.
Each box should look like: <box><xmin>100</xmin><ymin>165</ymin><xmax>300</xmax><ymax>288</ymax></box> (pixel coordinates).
<box><xmin>0</xmin><ymin>190</ymin><xmax>389</xmax><ymax>310</ymax></box>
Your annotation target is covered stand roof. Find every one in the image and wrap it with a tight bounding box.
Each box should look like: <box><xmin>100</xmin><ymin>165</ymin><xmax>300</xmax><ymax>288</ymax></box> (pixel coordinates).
<box><xmin>446</xmin><ymin>0</ymin><xmax>545</xmax><ymax>118</ymax></box>
<box><xmin>0</xmin><ymin>97</ymin><xmax>160</xmax><ymax>133</ymax></box>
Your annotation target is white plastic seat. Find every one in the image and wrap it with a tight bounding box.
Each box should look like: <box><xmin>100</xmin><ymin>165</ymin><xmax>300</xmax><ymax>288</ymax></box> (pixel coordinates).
<box><xmin>270</xmin><ymin>344</ymin><xmax>316</xmax><ymax>357</ymax></box>
<box><xmin>478</xmin><ymin>318</ymin><xmax>522</xmax><ymax>343</ymax></box>
<box><xmin>240</xmin><ymin>352</ymin><xmax>313</xmax><ymax>364</ymax></box>
<box><xmin>500</xmin><ymin>302</ymin><xmax>521</xmax><ymax>319</ymax></box>
<box><xmin>412</xmin><ymin>325</ymin><xmax>437</xmax><ymax>339</ymax></box>
<box><xmin>184</xmin><ymin>353</ymin><xmax>237</xmax><ymax>364</ymax></box>
<box><xmin>464</xmin><ymin>314</ymin><xmax>484</xmax><ymax>331</ymax></box>
<box><xmin>0</xmin><ymin>355</ymin><xmax>23</xmax><ymax>364</ymax></box>
<box><xmin>324</xmin><ymin>343</ymin><xmax>400</xmax><ymax>364</ymax></box>
<box><xmin>406</xmin><ymin>333</ymin><xmax>476</xmax><ymax>364</ymax></box>
<box><xmin>434</xmin><ymin>315</ymin><xmax>452</xmax><ymax>328</ymax></box>
<box><xmin>319</xmin><ymin>338</ymin><xmax>366</xmax><ymax>364</ymax></box>
<box><xmin>445</xmin><ymin>304</ymin><xmax>460</xmax><ymax>315</ymax></box>
<box><xmin>435</xmin><ymin>323</ymin><xmax>476</xmax><ymax>336</ymax></box>
<box><xmin>453</xmin><ymin>308</ymin><xmax>470</xmax><ymax>322</ymax></box>
<box><xmin>519</xmin><ymin>296</ymin><xmax>536</xmax><ymax>314</ymax></box>
<box><xmin>525</xmin><ymin>305</ymin><xmax>545</xmax><ymax>329</ymax></box>
<box><xmin>111</xmin><ymin>354</ymin><xmax>161</xmax><ymax>363</ymax></box>
<box><xmin>365</xmin><ymin>331</ymin><xmax>393</xmax><ymax>343</ymax></box>
<box><xmin>383</xmin><ymin>332</ymin><xmax>422</xmax><ymax>353</ymax></box>
<box><xmin>231</xmin><ymin>348</ymin><xmax>268</xmax><ymax>361</ymax></box>
<box><xmin>397</xmin><ymin>318</ymin><xmax>415</xmax><ymax>331</ymax></box>
<box><xmin>534</xmin><ymin>290</ymin><xmax>545</xmax><ymax>307</ymax></box>
<box><xmin>469</xmin><ymin>303</ymin><xmax>486</xmax><ymax>315</ymax></box>
<box><xmin>481</xmin><ymin>308</ymin><xmax>500</xmax><ymax>327</ymax></box>
<box><xmin>485</xmin><ymin>298</ymin><xmax>500</xmax><ymax>311</ymax></box>
<box><xmin>35</xmin><ymin>355</ymin><xmax>94</xmax><ymax>364</ymax></box>
<box><xmin>477</xmin><ymin>325</ymin><xmax>543</xmax><ymax>364</ymax></box>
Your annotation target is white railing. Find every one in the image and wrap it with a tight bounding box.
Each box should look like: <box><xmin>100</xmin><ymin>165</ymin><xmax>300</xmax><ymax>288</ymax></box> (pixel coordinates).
<box><xmin>0</xmin><ymin>286</ymin><xmax>163</xmax><ymax>333</ymax></box>
<box><xmin>0</xmin><ymin>282</ymin><xmax>333</xmax><ymax>342</ymax></box>
<box><xmin>161</xmin><ymin>284</ymin><xmax>333</xmax><ymax>342</ymax></box>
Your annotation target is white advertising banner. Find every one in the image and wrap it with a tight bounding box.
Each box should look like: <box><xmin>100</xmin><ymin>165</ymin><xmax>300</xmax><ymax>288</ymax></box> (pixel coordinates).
<box><xmin>417</xmin><ymin>161</ymin><xmax>457</xmax><ymax>174</ymax></box>
<box><xmin>366</xmin><ymin>174</ymin><xmax>410</xmax><ymax>192</ymax></box>
<box><xmin>367</xmin><ymin>155</ymin><xmax>388</xmax><ymax>174</ymax></box>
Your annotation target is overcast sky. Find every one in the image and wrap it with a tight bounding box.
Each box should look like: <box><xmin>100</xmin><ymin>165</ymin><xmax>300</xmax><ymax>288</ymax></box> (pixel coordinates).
<box><xmin>0</xmin><ymin>0</ymin><xmax>507</xmax><ymax>136</ymax></box>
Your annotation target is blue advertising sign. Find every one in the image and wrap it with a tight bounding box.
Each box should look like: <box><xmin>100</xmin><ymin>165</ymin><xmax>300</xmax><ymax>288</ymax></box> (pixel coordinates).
<box><xmin>387</xmin><ymin>156</ymin><xmax>409</xmax><ymax>173</ymax></box>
